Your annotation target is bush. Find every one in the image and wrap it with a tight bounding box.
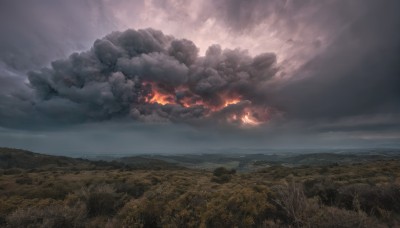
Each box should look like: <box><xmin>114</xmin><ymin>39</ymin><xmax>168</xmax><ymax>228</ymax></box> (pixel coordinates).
<box><xmin>15</xmin><ymin>176</ymin><xmax>33</xmax><ymax>185</ymax></box>
<box><xmin>271</xmin><ymin>182</ymin><xmax>319</xmax><ymax>226</ymax></box>
<box><xmin>337</xmin><ymin>183</ymin><xmax>400</xmax><ymax>216</ymax></box>
<box><xmin>303</xmin><ymin>177</ymin><xmax>339</xmax><ymax>206</ymax></box>
<box><xmin>121</xmin><ymin>198</ymin><xmax>163</xmax><ymax>227</ymax></box>
<box><xmin>6</xmin><ymin>203</ymin><xmax>86</xmax><ymax>228</ymax></box>
<box><xmin>309</xmin><ymin>206</ymin><xmax>381</xmax><ymax>228</ymax></box>
<box><xmin>3</xmin><ymin>169</ymin><xmax>23</xmax><ymax>175</ymax></box>
<box><xmin>76</xmin><ymin>184</ymin><xmax>125</xmax><ymax>218</ymax></box>
<box><xmin>115</xmin><ymin>181</ymin><xmax>150</xmax><ymax>198</ymax></box>
<box><xmin>213</xmin><ymin>167</ymin><xmax>236</xmax><ymax>177</ymax></box>
<box><xmin>0</xmin><ymin>216</ymin><xmax>5</xmax><ymax>227</ymax></box>
<box><xmin>204</xmin><ymin>186</ymin><xmax>272</xmax><ymax>227</ymax></box>
<box><xmin>24</xmin><ymin>183</ymin><xmax>70</xmax><ymax>200</ymax></box>
<box><xmin>211</xmin><ymin>167</ymin><xmax>236</xmax><ymax>184</ymax></box>
<box><xmin>271</xmin><ymin>182</ymin><xmax>386</xmax><ymax>227</ymax></box>
<box><xmin>211</xmin><ymin>174</ymin><xmax>232</xmax><ymax>184</ymax></box>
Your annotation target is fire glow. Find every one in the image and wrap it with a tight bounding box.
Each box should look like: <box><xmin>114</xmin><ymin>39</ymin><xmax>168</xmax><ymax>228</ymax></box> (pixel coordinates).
<box><xmin>241</xmin><ymin>112</ymin><xmax>262</xmax><ymax>126</ymax></box>
<box><xmin>149</xmin><ymin>90</ymin><xmax>174</xmax><ymax>105</ymax></box>
<box><xmin>143</xmin><ymin>83</ymin><xmax>267</xmax><ymax>127</ymax></box>
<box><xmin>223</xmin><ymin>98</ymin><xmax>241</xmax><ymax>107</ymax></box>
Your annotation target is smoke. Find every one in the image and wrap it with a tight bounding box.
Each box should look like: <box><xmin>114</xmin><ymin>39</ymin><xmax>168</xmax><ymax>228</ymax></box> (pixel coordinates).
<box><xmin>26</xmin><ymin>28</ymin><xmax>279</xmax><ymax>127</ymax></box>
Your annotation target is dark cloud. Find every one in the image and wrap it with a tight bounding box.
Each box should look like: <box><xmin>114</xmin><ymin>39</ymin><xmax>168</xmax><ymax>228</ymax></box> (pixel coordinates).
<box><xmin>15</xmin><ymin>28</ymin><xmax>278</xmax><ymax>128</ymax></box>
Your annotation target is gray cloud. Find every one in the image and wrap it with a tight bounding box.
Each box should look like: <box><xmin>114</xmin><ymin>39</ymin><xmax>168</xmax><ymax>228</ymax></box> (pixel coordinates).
<box><xmin>273</xmin><ymin>0</ymin><xmax>400</xmax><ymax>120</ymax></box>
<box><xmin>201</xmin><ymin>0</ymin><xmax>367</xmax><ymax>32</ymax></box>
<box><xmin>0</xmin><ymin>0</ymin><xmax>121</xmax><ymax>129</ymax></box>
<box><xmin>18</xmin><ymin>28</ymin><xmax>278</xmax><ymax>127</ymax></box>
<box><xmin>0</xmin><ymin>0</ymin><xmax>117</xmax><ymax>72</ymax></box>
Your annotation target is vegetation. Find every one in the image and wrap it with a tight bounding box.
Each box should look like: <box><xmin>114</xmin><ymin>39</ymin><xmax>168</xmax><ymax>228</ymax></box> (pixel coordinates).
<box><xmin>0</xmin><ymin>147</ymin><xmax>400</xmax><ymax>227</ymax></box>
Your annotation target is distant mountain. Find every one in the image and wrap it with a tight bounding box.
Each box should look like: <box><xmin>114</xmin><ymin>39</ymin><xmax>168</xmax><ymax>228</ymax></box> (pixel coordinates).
<box><xmin>0</xmin><ymin>147</ymin><xmax>92</xmax><ymax>170</ymax></box>
<box><xmin>113</xmin><ymin>156</ymin><xmax>185</xmax><ymax>170</ymax></box>
<box><xmin>2</xmin><ymin>147</ymin><xmax>399</xmax><ymax>172</ymax></box>
<box><xmin>134</xmin><ymin>149</ymin><xmax>400</xmax><ymax>171</ymax></box>
<box><xmin>0</xmin><ymin>148</ymin><xmax>183</xmax><ymax>170</ymax></box>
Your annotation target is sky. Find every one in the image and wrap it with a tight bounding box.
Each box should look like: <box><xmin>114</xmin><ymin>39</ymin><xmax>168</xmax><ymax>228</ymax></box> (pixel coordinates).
<box><xmin>0</xmin><ymin>0</ymin><xmax>399</xmax><ymax>155</ymax></box>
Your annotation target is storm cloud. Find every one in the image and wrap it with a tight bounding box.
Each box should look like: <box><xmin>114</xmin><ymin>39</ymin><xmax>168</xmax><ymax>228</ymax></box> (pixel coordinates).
<box><xmin>18</xmin><ymin>28</ymin><xmax>277</xmax><ymax>127</ymax></box>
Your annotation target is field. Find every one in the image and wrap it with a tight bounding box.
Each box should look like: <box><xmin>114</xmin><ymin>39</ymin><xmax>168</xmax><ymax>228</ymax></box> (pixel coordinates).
<box><xmin>1</xmin><ymin>148</ymin><xmax>400</xmax><ymax>227</ymax></box>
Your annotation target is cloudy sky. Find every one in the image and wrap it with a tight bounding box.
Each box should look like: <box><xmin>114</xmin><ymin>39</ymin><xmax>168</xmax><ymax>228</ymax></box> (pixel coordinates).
<box><xmin>0</xmin><ymin>0</ymin><xmax>399</xmax><ymax>155</ymax></box>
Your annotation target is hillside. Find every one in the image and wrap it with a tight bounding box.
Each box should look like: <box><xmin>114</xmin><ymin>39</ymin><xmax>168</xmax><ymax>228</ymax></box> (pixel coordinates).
<box><xmin>0</xmin><ymin>148</ymin><xmax>92</xmax><ymax>170</ymax></box>
<box><xmin>0</xmin><ymin>148</ymin><xmax>183</xmax><ymax>171</ymax></box>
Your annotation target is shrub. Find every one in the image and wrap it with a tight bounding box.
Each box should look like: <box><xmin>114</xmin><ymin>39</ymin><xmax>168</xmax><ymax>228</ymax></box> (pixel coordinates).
<box><xmin>303</xmin><ymin>177</ymin><xmax>339</xmax><ymax>206</ymax></box>
<box><xmin>15</xmin><ymin>176</ymin><xmax>33</xmax><ymax>185</ymax></box>
<box><xmin>204</xmin><ymin>186</ymin><xmax>272</xmax><ymax>227</ymax></box>
<box><xmin>211</xmin><ymin>167</ymin><xmax>236</xmax><ymax>184</ymax></box>
<box><xmin>6</xmin><ymin>203</ymin><xmax>86</xmax><ymax>228</ymax></box>
<box><xmin>24</xmin><ymin>182</ymin><xmax>70</xmax><ymax>200</ymax></box>
<box><xmin>76</xmin><ymin>184</ymin><xmax>125</xmax><ymax>218</ymax></box>
<box><xmin>213</xmin><ymin>167</ymin><xmax>236</xmax><ymax>177</ymax></box>
<box><xmin>309</xmin><ymin>206</ymin><xmax>382</xmax><ymax>228</ymax></box>
<box><xmin>271</xmin><ymin>182</ymin><xmax>319</xmax><ymax>226</ymax></box>
<box><xmin>337</xmin><ymin>183</ymin><xmax>400</xmax><ymax>216</ymax></box>
<box><xmin>115</xmin><ymin>181</ymin><xmax>150</xmax><ymax>198</ymax></box>
<box><xmin>121</xmin><ymin>198</ymin><xmax>163</xmax><ymax>227</ymax></box>
<box><xmin>3</xmin><ymin>169</ymin><xmax>23</xmax><ymax>175</ymax></box>
<box><xmin>0</xmin><ymin>216</ymin><xmax>5</xmax><ymax>227</ymax></box>
<box><xmin>211</xmin><ymin>174</ymin><xmax>232</xmax><ymax>184</ymax></box>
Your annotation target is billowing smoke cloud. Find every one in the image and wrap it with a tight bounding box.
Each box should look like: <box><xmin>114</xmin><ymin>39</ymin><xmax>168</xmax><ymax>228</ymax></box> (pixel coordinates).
<box><xmin>27</xmin><ymin>28</ymin><xmax>278</xmax><ymax>127</ymax></box>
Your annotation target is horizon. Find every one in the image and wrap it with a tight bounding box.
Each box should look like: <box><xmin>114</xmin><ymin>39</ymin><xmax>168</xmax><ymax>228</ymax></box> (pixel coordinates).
<box><xmin>3</xmin><ymin>146</ymin><xmax>400</xmax><ymax>159</ymax></box>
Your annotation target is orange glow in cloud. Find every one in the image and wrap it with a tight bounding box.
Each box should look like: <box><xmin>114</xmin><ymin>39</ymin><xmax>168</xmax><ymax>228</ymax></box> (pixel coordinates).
<box><xmin>180</xmin><ymin>96</ymin><xmax>205</xmax><ymax>108</ymax></box>
<box><xmin>223</xmin><ymin>98</ymin><xmax>241</xmax><ymax>107</ymax></box>
<box><xmin>143</xmin><ymin>83</ymin><xmax>268</xmax><ymax>127</ymax></box>
<box><xmin>149</xmin><ymin>90</ymin><xmax>174</xmax><ymax>105</ymax></box>
<box><xmin>241</xmin><ymin>112</ymin><xmax>262</xmax><ymax>126</ymax></box>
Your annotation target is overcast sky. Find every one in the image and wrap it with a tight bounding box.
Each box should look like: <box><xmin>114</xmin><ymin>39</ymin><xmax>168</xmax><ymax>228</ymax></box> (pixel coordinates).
<box><xmin>0</xmin><ymin>0</ymin><xmax>399</xmax><ymax>155</ymax></box>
